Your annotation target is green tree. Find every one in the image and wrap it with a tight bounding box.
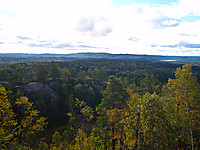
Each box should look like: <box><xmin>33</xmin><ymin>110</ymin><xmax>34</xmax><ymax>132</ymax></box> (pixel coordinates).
<box><xmin>97</xmin><ymin>76</ymin><xmax>128</xmax><ymax>112</ymax></box>
<box><xmin>60</xmin><ymin>67</ymin><xmax>71</xmax><ymax>82</ymax></box>
<box><xmin>49</xmin><ymin>62</ymin><xmax>61</xmax><ymax>81</ymax></box>
<box><xmin>92</xmin><ymin>68</ymin><xmax>106</xmax><ymax>82</ymax></box>
<box><xmin>96</xmin><ymin>76</ymin><xmax>128</xmax><ymax>150</ymax></box>
<box><xmin>39</xmin><ymin>141</ymin><xmax>49</xmax><ymax>150</ymax></box>
<box><xmin>34</xmin><ymin>63</ymin><xmax>48</xmax><ymax>82</ymax></box>
<box><xmin>139</xmin><ymin>73</ymin><xmax>161</xmax><ymax>94</ymax></box>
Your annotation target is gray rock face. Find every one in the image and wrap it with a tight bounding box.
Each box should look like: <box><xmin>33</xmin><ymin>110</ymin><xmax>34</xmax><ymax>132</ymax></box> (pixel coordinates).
<box><xmin>25</xmin><ymin>82</ymin><xmax>43</xmax><ymax>94</ymax></box>
<box><xmin>24</xmin><ymin>82</ymin><xmax>57</xmax><ymax>98</ymax></box>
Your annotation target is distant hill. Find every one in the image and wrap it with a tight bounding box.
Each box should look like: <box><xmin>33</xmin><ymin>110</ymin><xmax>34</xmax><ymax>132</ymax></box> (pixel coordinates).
<box><xmin>0</xmin><ymin>53</ymin><xmax>200</xmax><ymax>66</ymax></box>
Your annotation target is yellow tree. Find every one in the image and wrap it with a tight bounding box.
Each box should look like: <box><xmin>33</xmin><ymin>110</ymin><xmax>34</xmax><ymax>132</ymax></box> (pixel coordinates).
<box><xmin>126</xmin><ymin>89</ymin><xmax>142</xmax><ymax>149</ymax></box>
<box><xmin>0</xmin><ymin>86</ymin><xmax>17</xmax><ymax>149</ymax></box>
<box><xmin>106</xmin><ymin>108</ymin><xmax>126</xmax><ymax>150</ymax></box>
<box><xmin>139</xmin><ymin>93</ymin><xmax>172</xmax><ymax>149</ymax></box>
<box><xmin>126</xmin><ymin>87</ymin><xmax>174</xmax><ymax>149</ymax></box>
<box><xmin>0</xmin><ymin>86</ymin><xmax>47</xmax><ymax>149</ymax></box>
<box><xmin>15</xmin><ymin>97</ymin><xmax>47</xmax><ymax>149</ymax></box>
<box><xmin>164</xmin><ymin>64</ymin><xmax>200</xmax><ymax>150</ymax></box>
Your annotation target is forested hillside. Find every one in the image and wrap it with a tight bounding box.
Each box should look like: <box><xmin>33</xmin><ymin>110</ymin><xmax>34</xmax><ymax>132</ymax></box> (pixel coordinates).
<box><xmin>0</xmin><ymin>60</ymin><xmax>200</xmax><ymax>149</ymax></box>
<box><xmin>1</xmin><ymin>53</ymin><xmax>200</xmax><ymax>66</ymax></box>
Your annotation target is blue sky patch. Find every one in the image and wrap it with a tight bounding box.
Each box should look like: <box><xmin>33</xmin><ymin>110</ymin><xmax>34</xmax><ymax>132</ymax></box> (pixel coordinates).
<box><xmin>181</xmin><ymin>15</ymin><xmax>200</xmax><ymax>22</ymax></box>
<box><xmin>0</xmin><ymin>10</ymin><xmax>22</xmax><ymax>18</ymax></box>
<box><xmin>112</xmin><ymin>0</ymin><xmax>178</xmax><ymax>7</ymax></box>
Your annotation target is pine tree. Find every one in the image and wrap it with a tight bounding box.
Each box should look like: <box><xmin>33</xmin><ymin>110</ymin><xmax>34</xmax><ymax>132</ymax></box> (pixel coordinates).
<box><xmin>96</xmin><ymin>76</ymin><xmax>128</xmax><ymax>150</ymax></box>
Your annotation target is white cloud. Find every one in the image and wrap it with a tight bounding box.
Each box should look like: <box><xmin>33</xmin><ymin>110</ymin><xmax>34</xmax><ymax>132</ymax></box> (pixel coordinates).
<box><xmin>0</xmin><ymin>0</ymin><xmax>200</xmax><ymax>55</ymax></box>
<box><xmin>178</xmin><ymin>0</ymin><xmax>200</xmax><ymax>16</ymax></box>
<box><xmin>161</xmin><ymin>19</ymin><xmax>179</xmax><ymax>26</ymax></box>
<box><xmin>76</xmin><ymin>17</ymin><xmax>95</xmax><ymax>32</ymax></box>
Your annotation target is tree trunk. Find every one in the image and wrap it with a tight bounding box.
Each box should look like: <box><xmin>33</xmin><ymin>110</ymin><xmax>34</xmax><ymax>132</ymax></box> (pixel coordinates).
<box><xmin>184</xmin><ymin>87</ymin><xmax>194</xmax><ymax>150</ymax></box>
<box><xmin>186</xmin><ymin>99</ymin><xmax>194</xmax><ymax>150</ymax></box>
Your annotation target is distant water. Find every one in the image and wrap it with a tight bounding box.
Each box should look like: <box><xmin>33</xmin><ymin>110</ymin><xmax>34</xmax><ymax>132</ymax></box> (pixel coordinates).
<box><xmin>161</xmin><ymin>60</ymin><xmax>176</xmax><ymax>62</ymax></box>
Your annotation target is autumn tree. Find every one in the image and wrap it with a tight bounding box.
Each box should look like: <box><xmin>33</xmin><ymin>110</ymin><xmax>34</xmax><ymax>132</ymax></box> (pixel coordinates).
<box><xmin>163</xmin><ymin>64</ymin><xmax>200</xmax><ymax>149</ymax></box>
<box><xmin>0</xmin><ymin>86</ymin><xmax>17</xmax><ymax>149</ymax></box>
<box><xmin>0</xmin><ymin>86</ymin><xmax>47</xmax><ymax>149</ymax></box>
<box><xmin>126</xmin><ymin>89</ymin><xmax>172</xmax><ymax>149</ymax></box>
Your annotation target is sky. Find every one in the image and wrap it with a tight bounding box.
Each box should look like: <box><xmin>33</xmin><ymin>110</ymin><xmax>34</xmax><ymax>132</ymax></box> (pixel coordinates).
<box><xmin>0</xmin><ymin>0</ymin><xmax>200</xmax><ymax>56</ymax></box>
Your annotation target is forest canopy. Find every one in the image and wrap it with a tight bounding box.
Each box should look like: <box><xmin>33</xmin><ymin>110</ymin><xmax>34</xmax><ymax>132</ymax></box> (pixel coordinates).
<box><xmin>0</xmin><ymin>60</ymin><xmax>200</xmax><ymax>149</ymax></box>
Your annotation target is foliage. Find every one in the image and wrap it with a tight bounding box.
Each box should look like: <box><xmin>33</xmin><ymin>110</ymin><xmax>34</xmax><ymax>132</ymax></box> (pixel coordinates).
<box><xmin>39</xmin><ymin>141</ymin><xmax>49</xmax><ymax>150</ymax></box>
<box><xmin>0</xmin><ymin>86</ymin><xmax>17</xmax><ymax>149</ymax></box>
<box><xmin>163</xmin><ymin>64</ymin><xmax>200</xmax><ymax>149</ymax></box>
<box><xmin>0</xmin><ymin>86</ymin><xmax>47</xmax><ymax>149</ymax></box>
<box><xmin>0</xmin><ymin>59</ymin><xmax>200</xmax><ymax>149</ymax></box>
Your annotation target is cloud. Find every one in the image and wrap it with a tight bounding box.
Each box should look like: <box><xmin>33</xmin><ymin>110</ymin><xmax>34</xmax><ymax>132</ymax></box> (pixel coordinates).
<box><xmin>78</xmin><ymin>45</ymin><xmax>97</xmax><ymax>49</ymax></box>
<box><xmin>16</xmin><ymin>36</ymin><xmax>31</xmax><ymax>40</ymax></box>
<box><xmin>184</xmin><ymin>43</ymin><xmax>200</xmax><ymax>48</ymax></box>
<box><xmin>179</xmin><ymin>33</ymin><xmax>198</xmax><ymax>38</ymax></box>
<box><xmin>0</xmin><ymin>0</ymin><xmax>200</xmax><ymax>56</ymax></box>
<box><xmin>153</xmin><ymin>16</ymin><xmax>180</xmax><ymax>28</ymax></box>
<box><xmin>159</xmin><ymin>41</ymin><xmax>200</xmax><ymax>49</ymax></box>
<box><xmin>75</xmin><ymin>16</ymin><xmax>112</xmax><ymax>37</ymax></box>
<box><xmin>161</xmin><ymin>44</ymin><xmax>178</xmax><ymax>48</ymax></box>
<box><xmin>53</xmin><ymin>44</ymin><xmax>73</xmax><ymax>49</ymax></box>
<box><xmin>151</xmin><ymin>44</ymin><xmax>157</xmax><ymax>47</ymax></box>
<box><xmin>180</xmin><ymin>33</ymin><xmax>192</xmax><ymax>36</ymax></box>
<box><xmin>161</xmin><ymin>19</ymin><xmax>179</xmax><ymax>26</ymax></box>
<box><xmin>28</xmin><ymin>43</ymin><xmax>53</xmax><ymax>48</ymax></box>
<box><xmin>178</xmin><ymin>0</ymin><xmax>200</xmax><ymax>17</ymax></box>
<box><xmin>28</xmin><ymin>42</ymin><xmax>75</xmax><ymax>49</ymax></box>
<box><xmin>128</xmin><ymin>37</ymin><xmax>139</xmax><ymax>41</ymax></box>
<box><xmin>134</xmin><ymin>6</ymin><xmax>144</xmax><ymax>14</ymax></box>
<box><xmin>76</xmin><ymin>17</ymin><xmax>95</xmax><ymax>32</ymax></box>
<box><xmin>92</xmin><ymin>26</ymin><xmax>112</xmax><ymax>36</ymax></box>
<box><xmin>27</xmin><ymin>42</ymin><xmax>100</xmax><ymax>50</ymax></box>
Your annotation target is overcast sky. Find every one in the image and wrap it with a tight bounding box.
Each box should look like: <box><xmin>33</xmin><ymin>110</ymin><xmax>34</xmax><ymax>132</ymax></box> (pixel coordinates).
<box><xmin>0</xmin><ymin>0</ymin><xmax>200</xmax><ymax>56</ymax></box>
